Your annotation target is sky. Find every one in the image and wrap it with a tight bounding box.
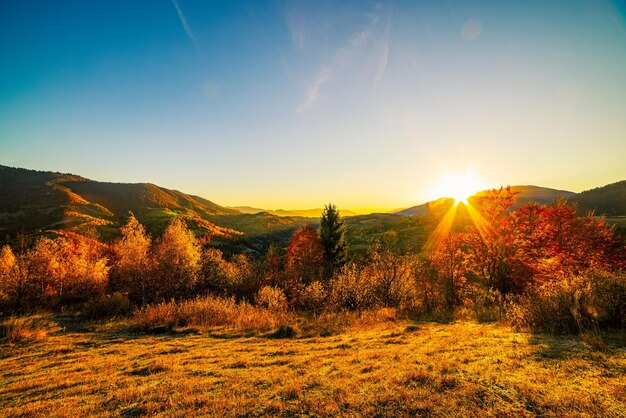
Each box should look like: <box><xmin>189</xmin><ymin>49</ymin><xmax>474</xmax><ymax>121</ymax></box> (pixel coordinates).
<box><xmin>1</xmin><ymin>0</ymin><xmax>626</xmax><ymax>213</ymax></box>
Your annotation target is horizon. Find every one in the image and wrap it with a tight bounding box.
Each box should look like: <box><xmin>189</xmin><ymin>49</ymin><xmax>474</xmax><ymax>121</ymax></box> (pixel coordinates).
<box><xmin>2</xmin><ymin>1</ymin><xmax>626</xmax><ymax>211</ymax></box>
<box><xmin>1</xmin><ymin>162</ymin><xmax>621</xmax><ymax>215</ymax></box>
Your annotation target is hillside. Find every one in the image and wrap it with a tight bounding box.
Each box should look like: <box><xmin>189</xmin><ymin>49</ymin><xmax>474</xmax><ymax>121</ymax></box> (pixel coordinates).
<box><xmin>0</xmin><ymin>166</ymin><xmax>241</xmax><ymax>240</ymax></box>
<box><xmin>0</xmin><ymin>165</ymin><xmax>320</xmax><ymax>254</ymax></box>
<box><xmin>568</xmin><ymin>180</ymin><xmax>626</xmax><ymax>216</ymax></box>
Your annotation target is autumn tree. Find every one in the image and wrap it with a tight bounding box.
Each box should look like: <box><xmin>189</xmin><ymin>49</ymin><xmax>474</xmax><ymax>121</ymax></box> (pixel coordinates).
<box><xmin>198</xmin><ymin>247</ymin><xmax>229</xmax><ymax>295</ymax></box>
<box><xmin>285</xmin><ymin>225</ymin><xmax>325</xmax><ymax>288</ymax></box>
<box><xmin>264</xmin><ymin>243</ymin><xmax>284</xmax><ymax>287</ymax></box>
<box><xmin>0</xmin><ymin>245</ymin><xmax>25</xmax><ymax>310</ymax></box>
<box><xmin>24</xmin><ymin>235</ymin><xmax>109</xmax><ymax>305</ymax></box>
<box><xmin>509</xmin><ymin>201</ymin><xmax>625</xmax><ymax>283</ymax></box>
<box><xmin>154</xmin><ymin>217</ymin><xmax>201</xmax><ymax>300</ymax></box>
<box><xmin>319</xmin><ymin>204</ymin><xmax>348</xmax><ymax>278</ymax></box>
<box><xmin>111</xmin><ymin>214</ymin><xmax>153</xmax><ymax>304</ymax></box>
<box><xmin>430</xmin><ymin>233</ymin><xmax>467</xmax><ymax>310</ymax></box>
<box><xmin>463</xmin><ymin>187</ymin><xmax>521</xmax><ymax>296</ymax></box>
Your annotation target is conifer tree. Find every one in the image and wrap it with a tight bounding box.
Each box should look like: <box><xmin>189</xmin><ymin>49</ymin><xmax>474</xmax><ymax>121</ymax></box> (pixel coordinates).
<box><xmin>319</xmin><ymin>203</ymin><xmax>347</xmax><ymax>277</ymax></box>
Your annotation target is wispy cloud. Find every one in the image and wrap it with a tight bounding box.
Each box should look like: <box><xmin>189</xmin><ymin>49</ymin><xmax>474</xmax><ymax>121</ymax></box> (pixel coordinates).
<box><xmin>372</xmin><ymin>7</ymin><xmax>393</xmax><ymax>91</ymax></box>
<box><xmin>297</xmin><ymin>68</ymin><xmax>333</xmax><ymax>113</ymax></box>
<box><xmin>286</xmin><ymin>4</ymin><xmax>311</xmax><ymax>51</ymax></box>
<box><xmin>171</xmin><ymin>0</ymin><xmax>203</xmax><ymax>60</ymax></box>
<box><xmin>294</xmin><ymin>3</ymin><xmax>394</xmax><ymax>112</ymax></box>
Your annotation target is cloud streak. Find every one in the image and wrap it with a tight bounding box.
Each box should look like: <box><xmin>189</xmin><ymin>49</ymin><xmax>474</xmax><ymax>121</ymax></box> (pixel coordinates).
<box><xmin>297</xmin><ymin>68</ymin><xmax>333</xmax><ymax>113</ymax></box>
<box><xmin>295</xmin><ymin>3</ymin><xmax>393</xmax><ymax>112</ymax></box>
<box><xmin>372</xmin><ymin>7</ymin><xmax>393</xmax><ymax>91</ymax></box>
<box><xmin>171</xmin><ymin>0</ymin><xmax>203</xmax><ymax>60</ymax></box>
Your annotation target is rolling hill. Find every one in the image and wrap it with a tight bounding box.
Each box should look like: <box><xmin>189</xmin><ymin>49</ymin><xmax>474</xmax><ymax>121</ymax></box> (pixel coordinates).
<box><xmin>568</xmin><ymin>180</ymin><xmax>626</xmax><ymax>216</ymax></box>
<box><xmin>0</xmin><ymin>166</ymin><xmax>310</xmax><ymax>248</ymax></box>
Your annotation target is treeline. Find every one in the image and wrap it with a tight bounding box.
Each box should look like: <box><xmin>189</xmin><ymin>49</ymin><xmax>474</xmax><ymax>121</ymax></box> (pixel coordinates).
<box><xmin>0</xmin><ymin>194</ymin><xmax>625</xmax><ymax>334</ymax></box>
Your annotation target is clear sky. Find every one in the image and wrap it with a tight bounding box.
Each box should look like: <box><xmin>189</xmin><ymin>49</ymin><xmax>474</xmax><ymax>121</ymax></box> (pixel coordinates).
<box><xmin>1</xmin><ymin>1</ymin><xmax>626</xmax><ymax>213</ymax></box>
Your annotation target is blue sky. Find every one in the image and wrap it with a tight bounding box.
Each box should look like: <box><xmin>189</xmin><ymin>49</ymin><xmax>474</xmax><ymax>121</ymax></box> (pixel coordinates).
<box><xmin>1</xmin><ymin>0</ymin><xmax>626</xmax><ymax>211</ymax></box>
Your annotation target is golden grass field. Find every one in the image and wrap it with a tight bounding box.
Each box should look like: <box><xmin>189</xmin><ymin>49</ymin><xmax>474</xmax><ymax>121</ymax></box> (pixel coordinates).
<box><xmin>1</xmin><ymin>316</ymin><xmax>625</xmax><ymax>417</ymax></box>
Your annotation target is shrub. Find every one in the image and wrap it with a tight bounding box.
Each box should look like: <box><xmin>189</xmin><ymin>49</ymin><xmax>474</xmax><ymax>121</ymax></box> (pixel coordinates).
<box><xmin>296</xmin><ymin>281</ymin><xmax>328</xmax><ymax>313</ymax></box>
<box><xmin>507</xmin><ymin>270</ymin><xmax>626</xmax><ymax>334</ymax></box>
<box><xmin>460</xmin><ymin>283</ymin><xmax>505</xmax><ymax>322</ymax></box>
<box><xmin>132</xmin><ymin>295</ymin><xmax>286</xmax><ymax>332</ymax></box>
<box><xmin>268</xmin><ymin>324</ymin><xmax>297</xmax><ymax>339</ymax></box>
<box><xmin>0</xmin><ymin>314</ymin><xmax>58</xmax><ymax>345</ymax></box>
<box><xmin>83</xmin><ymin>293</ymin><xmax>133</xmax><ymax>319</ymax></box>
<box><xmin>330</xmin><ymin>264</ymin><xmax>378</xmax><ymax>310</ymax></box>
<box><xmin>329</xmin><ymin>248</ymin><xmax>425</xmax><ymax>312</ymax></box>
<box><xmin>224</xmin><ymin>255</ymin><xmax>265</xmax><ymax>301</ymax></box>
<box><xmin>256</xmin><ymin>286</ymin><xmax>287</xmax><ymax>312</ymax></box>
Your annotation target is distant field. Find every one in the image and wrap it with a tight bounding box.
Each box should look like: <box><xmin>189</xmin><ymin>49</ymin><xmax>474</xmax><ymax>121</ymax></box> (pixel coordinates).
<box><xmin>1</xmin><ymin>318</ymin><xmax>625</xmax><ymax>417</ymax></box>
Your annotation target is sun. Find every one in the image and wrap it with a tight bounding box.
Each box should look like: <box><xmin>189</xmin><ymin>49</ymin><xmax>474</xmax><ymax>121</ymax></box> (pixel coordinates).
<box><xmin>432</xmin><ymin>172</ymin><xmax>483</xmax><ymax>206</ymax></box>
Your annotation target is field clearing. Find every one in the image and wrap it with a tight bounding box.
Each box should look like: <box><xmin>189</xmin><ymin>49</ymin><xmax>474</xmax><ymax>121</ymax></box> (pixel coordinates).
<box><xmin>1</xmin><ymin>318</ymin><xmax>625</xmax><ymax>417</ymax></box>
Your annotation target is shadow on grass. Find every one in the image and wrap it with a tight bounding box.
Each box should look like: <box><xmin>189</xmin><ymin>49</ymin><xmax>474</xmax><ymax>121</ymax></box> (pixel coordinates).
<box><xmin>527</xmin><ymin>329</ymin><xmax>626</xmax><ymax>375</ymax></box>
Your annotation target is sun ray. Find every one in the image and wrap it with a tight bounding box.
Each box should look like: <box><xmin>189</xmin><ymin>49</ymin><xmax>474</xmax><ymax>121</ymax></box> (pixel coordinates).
<box><xmin>425</xmin><ymin>203</ymin><xmax>458</xmax><ymax>250</ymax></box>
<box><xmin>465</xmin><ymin>203</ymin><xmax>490</xmax><ymax>241</ymax></box>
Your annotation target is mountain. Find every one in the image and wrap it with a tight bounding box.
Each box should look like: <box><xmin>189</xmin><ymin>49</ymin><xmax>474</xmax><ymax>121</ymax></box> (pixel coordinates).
<box><xmin>394</xmin><ymin>186</ymin><xmax>575</xmax><ymax>217</ymax></box>
<box><xmin>393</xmin><ymin>198</ymin><xmax>456</xmax><ymax>217</ymax></box>
<box><xmin>229</xmin><ymin>206</ymin><xmax>269</xmax><ymax>215</ymax></box>
<box><xmin>228</xmin><ymin>206</ymin><xmax>358</xmax><ymax>218</ymax></box>
<box><xmin>568</xmin><ymin>180</ymin><xmax>626</xmax><ymax>216</ymax></box>
<box><xmin>507</xmin><ymin>185</ymin><xmax>575</xmax><ymax>209</ymax></box>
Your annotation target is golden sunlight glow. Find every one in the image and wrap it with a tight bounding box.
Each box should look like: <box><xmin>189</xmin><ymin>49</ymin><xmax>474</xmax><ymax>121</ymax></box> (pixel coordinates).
<box><xmin>429</xmin><ymin>172</ymin><xmax>484</xmax><ymax>206</ymax></box>
<box><xmin>425</xmin><ymin>171</ymin><xmax>488</xmax><ymax>251</ymax></box>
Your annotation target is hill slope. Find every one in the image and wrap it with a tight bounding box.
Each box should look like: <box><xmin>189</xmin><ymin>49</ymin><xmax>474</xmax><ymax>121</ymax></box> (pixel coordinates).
<box><xmin>568</xmin><ymin>180</ymin><xmax>626</xmax><ymax>216</ymax></box>
<box><xmin>0</xmin><ymin>165</ymin><xmax>239</xmax><ymax>239</ymax></box>
<box><xmin>0</xmin><ymin>165</ymin><xmax>317</xmax><ymax>254</ymax></box>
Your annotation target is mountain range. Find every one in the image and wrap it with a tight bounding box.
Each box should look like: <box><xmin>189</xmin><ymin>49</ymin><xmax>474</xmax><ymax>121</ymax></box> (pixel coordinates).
<box><xmin>1</xmin><ymin>165</ymin><xmax>624</xmax><ymax>253</ymax></box>
<box><xmin>229</xmin><ymin>206</ymin><xmax>358</xmax><ymax>218</ymax></box>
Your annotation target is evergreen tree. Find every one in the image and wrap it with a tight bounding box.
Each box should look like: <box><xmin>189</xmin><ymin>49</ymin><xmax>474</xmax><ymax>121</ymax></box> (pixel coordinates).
<box><xmin>319</xmin><ymin>203</ymin><xmax>348</xmax><ymax>277</ymax></box>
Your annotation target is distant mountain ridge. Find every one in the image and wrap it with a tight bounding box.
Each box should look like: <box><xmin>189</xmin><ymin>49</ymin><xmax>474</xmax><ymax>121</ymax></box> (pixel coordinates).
<box><xmin>394</xmin><ymin>185</ymin><xmax>577</xmax><ymax>217</ymax></box>
<box><xmin>229</xmin><ymin>206</ymin><xmax>358</xmax><ymax>218</ymax></box>
<box><xmin>568</xmin><ymin>180</ymin><xmax>626</xmax><ymax>216</ymax></box>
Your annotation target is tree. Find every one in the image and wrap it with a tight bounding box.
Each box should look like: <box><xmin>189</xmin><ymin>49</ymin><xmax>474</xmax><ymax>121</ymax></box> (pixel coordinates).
<box><xmin>463</xmin><ymin>187</ymin><xmax>521</xmax><ymax>296</ymax></box>
<box><xmin>430</xmin><ymin>233</ymin><xmax>467</xmax><ymax>310</ymax></box>
<box><xmin>285</xmin><ymin>225</ymin><xmax>325</xmax><ymax>287</ymax></box>
<box><xmin>24</xmin><ymin>235</ymin><xmax>109</xmax><ymax>305</ymax></box>
<box><xmin>264</xmin><ymin>243</ymin><xmax>283</xmax><ymax>287</ymax></box>
<box><xmin>509</xmin><ymin>201</ymin><xmax>625</xmax><ymax>283</ymax></box>
<box><xmin>154</xmin><ymin>217</ymin><xmax>201</xmax><ymax>300</ymax></box>
<box><xmin>111</xmin><ymin>213</ymin><xmax>153</xmax><ymax>304</ymax></box>
<box><xmin>319</xmin><ymin>203</ymin><xmax>348</xmax><ymax>278</ymax></box>
<box><xmin>0</xmin><ymin>245</ymin><xmax>26</xmax><ymax>310</ymax></box>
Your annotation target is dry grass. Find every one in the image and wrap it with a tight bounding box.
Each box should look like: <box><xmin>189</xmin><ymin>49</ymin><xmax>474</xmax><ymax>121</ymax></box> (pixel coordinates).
<box><xmin>131</xmin><ymin>296</ymin><xmax>287</xmax><ymax>332</ymax></box>
<box><xmin>0</xmin><ymin>314</ymin><xmax>59</xmax><ymax>346</ymax></box>
<box><xmin>0</xmin><ymin>316</ymin><xmax>625</xmax><ymax>417</ymax></box>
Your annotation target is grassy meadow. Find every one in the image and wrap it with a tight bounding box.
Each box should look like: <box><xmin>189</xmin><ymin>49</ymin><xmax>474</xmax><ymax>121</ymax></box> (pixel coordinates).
<box><xmin>1</xmin><ymin>314</ymin><xmax>625</xmax><ymax>417</ymax></box>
